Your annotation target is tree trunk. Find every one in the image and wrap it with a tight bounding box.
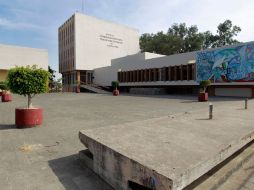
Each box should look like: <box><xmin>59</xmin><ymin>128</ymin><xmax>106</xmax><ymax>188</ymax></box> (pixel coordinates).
<box><xmin>28</xmin><ymin>95</ymin><xmax>33</xmax><ymax>109</ymax></box>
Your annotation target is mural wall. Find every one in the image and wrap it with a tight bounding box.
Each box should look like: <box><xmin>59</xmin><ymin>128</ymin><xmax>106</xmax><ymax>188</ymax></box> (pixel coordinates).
<box><xmin>196</xmin><ymin>43</ymin><xmax>254</xmax><ymax>83</ymax></box>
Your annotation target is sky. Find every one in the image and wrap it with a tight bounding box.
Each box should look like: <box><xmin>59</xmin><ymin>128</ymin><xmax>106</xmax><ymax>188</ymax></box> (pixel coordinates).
<box><xmin>0</xmin><ymin>0</ymin><xmax>253</xmax><ymax>78</ymax></box>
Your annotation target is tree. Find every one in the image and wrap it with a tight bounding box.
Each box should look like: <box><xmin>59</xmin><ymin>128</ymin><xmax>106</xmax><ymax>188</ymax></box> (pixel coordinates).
<box><xmin>140</xmin><ymin>23</ymin><xmax>204</xmax><ymax>55</ymax></box>
<box><xmin>48</xmin><ymin>66</ymin><xmax>56</xmax><ymax>82</ymax></box>
<box><xmin>202</xmin><ymin>20</ymin><xmax>241</xmax><ymax>48</ymax></box>
<box><xmin>111</xmin><ymin>81</ymin><xmax>119</xmax><ymax>90</ymax></box>
<box><xmin>48</xmin><ymin>66</ymin><xmax>57</xmax><ymax>91</ymax></box>
<box><xmin>140</xmin><ymin>20</ymin><xmax>241</xmax><ymax>54</ymax></box>
<box><xmin>200</xmin><ymin>80</ymin><xmax>211</xmax><ymax>93</ymax></box>
<box><xmin>7</xmin><ymin>66</ymin><xmax>49</xmax><ymax>108</ymax></box>
<box><xmin>139</xmin><ymin>33</ymin><xmax>154</xmax><ymax>53</ymax></box>
<box><xmin>214</xmin><ymin>20</ymin><xmax>241</xmax><ymax>47</ymax></box>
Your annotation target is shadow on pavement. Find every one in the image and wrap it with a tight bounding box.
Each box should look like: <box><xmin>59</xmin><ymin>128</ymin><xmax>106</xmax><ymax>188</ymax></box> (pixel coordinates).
<box><xmin>48</xmin><ymin>154</ymin><xmax>113</xmax><ymax>190</ymax></box>
<box><xmin>122</xmin><ymin>93</ymin><xmax>245</xmax><ymax>102</ymax></box>
<box><xmin>0</xmin><ymin>124</ymin><xmax>16</xmax><ymax>130</ymax></box>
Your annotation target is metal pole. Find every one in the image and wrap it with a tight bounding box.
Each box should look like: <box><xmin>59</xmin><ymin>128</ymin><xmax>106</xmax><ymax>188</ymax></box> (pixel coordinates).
<box><xmin>245</xmin><ymin>98</ymin><xmax>248</xmax><ymax>110</ymax></box>
<box><xmin>209</xmin><ymin>103</ymin><xmax>213</xmax><ymax>120</ymax></box>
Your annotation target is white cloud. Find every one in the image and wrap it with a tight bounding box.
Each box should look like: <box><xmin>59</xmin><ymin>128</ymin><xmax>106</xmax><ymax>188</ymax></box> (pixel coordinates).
<box><xmin>0</xmin><ymin>17</ymin><xmax>41</xmax><ymax>30</ymax></box>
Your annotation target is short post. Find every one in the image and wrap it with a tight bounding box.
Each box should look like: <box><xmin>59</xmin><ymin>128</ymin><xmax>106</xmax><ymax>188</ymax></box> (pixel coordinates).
<box><xmin>209</xmin><ymin>103</ymin><xmax>213</xmax><ymax>120</ymax></box>
<box><xmin>245</xmin><ymin>98</ymin><xmax>248</xmax><ymax>110</ymax></box>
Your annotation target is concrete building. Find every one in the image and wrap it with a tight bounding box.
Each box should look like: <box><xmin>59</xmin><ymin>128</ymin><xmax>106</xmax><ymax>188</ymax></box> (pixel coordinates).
<box><xmin>96</xmin><ymin>42</ymin><xmax>254</xmax><ymax>97</ymax></box>
<box><xmin>59</xmin><ymin>13</ymin><xmax>254</xmax><ymax>97</ymax></box>
<box><xmin>0</xmin><ymin>44</ymin><xmax>48</xmax><ymax>81</ymax></box>
<box><xmin>58</xmin><ymin>12</ymin><xmax>140</xmax><ymax>92</ymax></box>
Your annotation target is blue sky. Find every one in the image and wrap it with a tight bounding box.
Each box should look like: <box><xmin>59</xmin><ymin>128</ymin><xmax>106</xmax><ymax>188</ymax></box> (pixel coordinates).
<box><xmin>0</xmin><ymin>0</ymin><xmax>253</xmax><ymax>78</ymax></box>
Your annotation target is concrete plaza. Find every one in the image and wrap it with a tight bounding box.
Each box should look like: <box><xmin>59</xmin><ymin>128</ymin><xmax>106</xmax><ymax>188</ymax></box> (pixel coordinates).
<box><xmin>0</xmin><ymin>93</ymin><xmax>253</xmax><ymax>190</ymax></box>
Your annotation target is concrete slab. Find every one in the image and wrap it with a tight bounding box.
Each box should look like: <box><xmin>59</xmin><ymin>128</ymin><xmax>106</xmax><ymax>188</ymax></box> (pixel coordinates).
<box><xmin>79</xmin><ymin>104</ymin><xmax>254</xmax><ymax>190</ymax></box>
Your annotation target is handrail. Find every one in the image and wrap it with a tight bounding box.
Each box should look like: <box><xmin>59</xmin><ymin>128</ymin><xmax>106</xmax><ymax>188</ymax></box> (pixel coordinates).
<box><xmin>80</xmin><ymin>81</ymin><xmax>101</xmax><ymax>87</ymax></box>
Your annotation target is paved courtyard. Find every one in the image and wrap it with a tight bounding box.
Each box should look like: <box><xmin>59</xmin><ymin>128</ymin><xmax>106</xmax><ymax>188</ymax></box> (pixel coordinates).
<box><xmin>0</xmin><ymin>93</ymin><xmax>249</xmax><ymax>190</ymax></box>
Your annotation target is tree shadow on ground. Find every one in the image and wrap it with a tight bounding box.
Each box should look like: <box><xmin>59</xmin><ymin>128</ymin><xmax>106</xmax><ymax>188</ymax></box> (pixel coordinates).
<box><xmin>48</xmin><ymin>154</ymin><xmax>113</xmax><ymax>190</ymax></box>
<box><xmin>0</xmin><ymin>124</ymin><xmax>16</xmax><ymax>130</ymax></box>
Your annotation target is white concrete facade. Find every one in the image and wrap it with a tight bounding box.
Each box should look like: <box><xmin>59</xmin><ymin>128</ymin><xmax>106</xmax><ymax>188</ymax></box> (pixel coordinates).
<box><xmin>59</xmin><ymin>12</ymin><xmax>140</xmax><ymax>73</ymax></box>
<box><xmin>74</xmin><ymin>13</ymin><xmax>140</xmax><ymax>70</ymax></box>
<box><xmin>59</xmin><ymin>13</ymin><xmax>140</xmax><ymax>91</ymax></box>
<box><xmin>0</xmin><ymin>44</ymin><xmax>48</xmax><ymax>81</ymax></box>
<box><xmin>0</xmin><ymin>44</ymin><xmax>48</xmax><ymax>70</ymax></box>
<box><xmin>94</xmin><ymin>51</ymin><xmax>196</xmax><ymax>86</ymax></box>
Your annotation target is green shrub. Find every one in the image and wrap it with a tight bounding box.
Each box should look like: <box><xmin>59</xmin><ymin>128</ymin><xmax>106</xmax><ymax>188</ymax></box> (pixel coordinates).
<box><xmin>7</xmin><ymin>66</ymin><xmax>50</xmax><ymax>108</ymax></box>
<box><xmin>111</xmin><ymin>81</ymin><xmax>119</xmax><ymax>90</ymax></box>
<box><xmin>200</xmin><ymin>80</ymin><xmax>211</xmax><ymax>92</ymax></box>
<box><xmin>0</xmin><ymin>81</ymin><xmax>8</xmax><ymax>92</ymax></box>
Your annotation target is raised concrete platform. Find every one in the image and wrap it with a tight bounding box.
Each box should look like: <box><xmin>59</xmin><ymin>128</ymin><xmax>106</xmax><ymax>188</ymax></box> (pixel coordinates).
<box><xmin>79</xmin><ymin>104</ymin><xmax>254</xmax><ymax>190</ymax></box>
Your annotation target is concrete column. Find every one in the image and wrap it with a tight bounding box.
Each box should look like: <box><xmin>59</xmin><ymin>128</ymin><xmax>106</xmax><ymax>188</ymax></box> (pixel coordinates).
<box><xmin>77</xmin><ymin>71</ymin><xmax>80</xmax><ymax>83</ymax></box>
<box><xmin>174</xmin><ymin>66</ymin><xmax>177</xmax><ymax>81</ymax></box>
<box><xmin>165</xmin><ymin>67</ymin><xmax>167</xmax><ymax>81</ymax></box>
<box><xmin>163</xmin><ymin>67</ymin><xmax>168</xmax><ymax>81</ymax></box>
<box><xmin>192</xmin><ymin>64</ymin><xmax>196</xmax><ymax>81</ymax></box>
<box><xmin>153</xmin><ymin>68</ymin><xmax>156</xmax><ymax>81</ymax></box>
<box><xmin>168</xmin><ymin>67</ymin><xmax>171</xmax><ymax>81</ymax></box>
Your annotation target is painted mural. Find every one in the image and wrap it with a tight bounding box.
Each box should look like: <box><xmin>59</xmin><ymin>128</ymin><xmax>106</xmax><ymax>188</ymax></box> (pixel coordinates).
<box><xmin>196</xmin><ymin>43</ymin><xmax>254</xmax><ymax>83</ymax></box>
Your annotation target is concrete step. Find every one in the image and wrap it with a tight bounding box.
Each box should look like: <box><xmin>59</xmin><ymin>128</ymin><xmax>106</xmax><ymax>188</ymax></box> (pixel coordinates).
<box><xmin>79</xmin><ymin>102</ymin><xmax>254</xmax><ymax>190</ymax></box>
<box><xmin>218</xmin><ymin>148</ymin><xmax>254</xmax><ymax>190</ymax></box>
<box><xmin>184</xmin><ymin>141</ymin><xmax>254</xmax><ymax>190</ymax></box>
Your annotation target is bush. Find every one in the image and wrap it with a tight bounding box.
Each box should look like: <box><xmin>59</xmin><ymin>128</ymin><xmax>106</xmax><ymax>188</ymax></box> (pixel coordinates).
<box><xmin>0</xmin><ymin>81</ymin><xmax>8</xmax><ymax>92</ymax></box>
<box><xmin>200</xmin><ymin>80</ymin><xmax>211</xmax><ymax>92</ymax></box>
<box><xmin>111</xmin><ymin>81</ymin><xmax>119</xmax><ymax>90</ymax></box>
<box><xmin>7</xmin><ymin>66</ymin><xmax>50</xmax><ymax>108</ymax></box>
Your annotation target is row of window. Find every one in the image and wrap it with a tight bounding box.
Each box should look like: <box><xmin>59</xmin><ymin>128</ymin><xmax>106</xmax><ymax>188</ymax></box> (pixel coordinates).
<box><xmin>58</xmin><ymin>16</ymin><xmax>74</xmax><ymax>44</ymax></box>
<box><xmin>118</xmin><ymin>64</ymin><xmax>195</xmax><ymax>83</ymax></box>
<box><xmin>59</xmin><ymin>35</ymin><xmax>74</xmax><ymax>49</ymax></box>
<box><xmin>59</xmin><ymin>17</ymin><xmax>75</xmax><ymax>73</ymax></box>
<box><xmin>59</xmin><ymin>47</ymin><xmax>74</xmax><ymax>60</ymax></box>
<box><xmin>59</xmin><ymin>60</ymin><xmax>75</xmax><ymax>73</ymax></box>
<box><xmin>62</xmin><ymin>72</ymin><xmax>77</xmax><ymax>85</ymax></box>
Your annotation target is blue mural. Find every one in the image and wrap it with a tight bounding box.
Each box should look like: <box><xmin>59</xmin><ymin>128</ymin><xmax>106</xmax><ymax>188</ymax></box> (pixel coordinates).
<box><xmin>196</xmin><ymin>43</ymin><xmax>254</xmax><ymax>83</ymax></box>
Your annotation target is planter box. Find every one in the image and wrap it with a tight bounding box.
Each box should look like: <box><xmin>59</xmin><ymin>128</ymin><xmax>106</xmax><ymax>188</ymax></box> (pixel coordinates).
<box><xmin>113</xmin><ymin>89</ymin><xmax>119</xmax><ymax>96</ymax></box>
<box><xmin>2</xmin><ymin>93</ymin><xmax>12</xmax><ymax>102</ymax></box>
<box><xmin>15</xmin><ymin>108</ymin><xmax>43</xmax><ymax>128</ymax></box>
<box><xmin>198</xmin><ymin>92</ymin><xmax>208</xmax><ymax>102</ymax></box>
